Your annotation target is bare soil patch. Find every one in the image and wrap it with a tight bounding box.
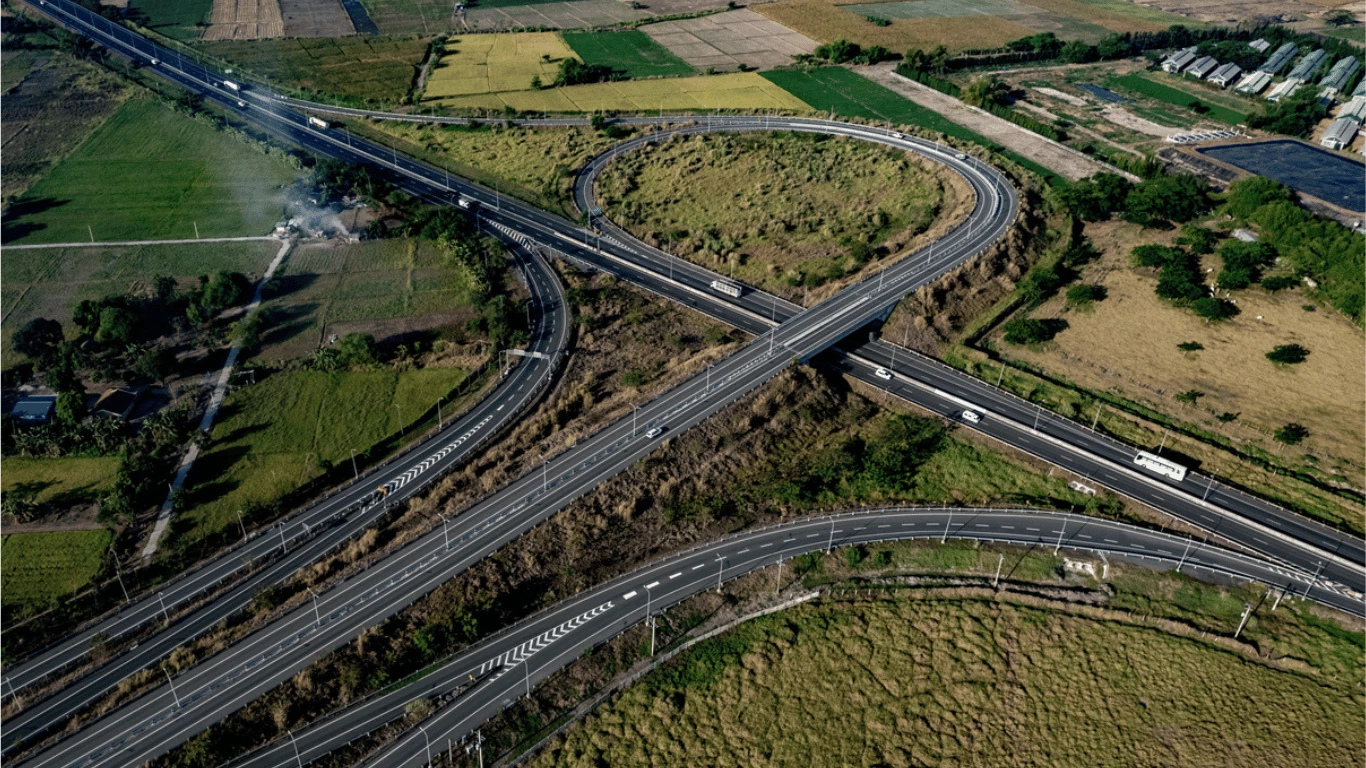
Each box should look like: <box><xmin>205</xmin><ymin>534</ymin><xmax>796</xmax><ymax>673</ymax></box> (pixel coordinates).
<box><xmin>204</xmin><ymin>0</ymin><xmax>285</xmax><ymax>40</ymax></box>
<box><xmin>641</xmin><ymin>9</ymin><xmax>818</xmax><ymax>73</ymax></box>
<box><xmin>278</xmin><ymin>0</ymin><xmax>355</xmax><ymax>37</ymax></box>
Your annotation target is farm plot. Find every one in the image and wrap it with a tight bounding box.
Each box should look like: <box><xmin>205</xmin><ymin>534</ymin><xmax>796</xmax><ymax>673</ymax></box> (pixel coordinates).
<box><xmin>847</xmin><ymin>0</ymin><xmax>1115</xmax><ymax>44</ymax></box>
<box><xmin>276</xmin><ymin>0</ymin><xmax>358</xmax><ymax>37</ymax></box>
<box><xmin>202</xmin><ymin>0</ymin><xmax>285</xmax><ymax>40</ymax></box>
<box><xmin>177</xmin><ymin>367</ymin><xmax>471</xmax><ymax>548</ymax></box>
<box><xmin>755</xmin><ymin>0</ymin><xmax>1038</xmax><ymax>51</ymax></box>
<box><xmin>1</xmin><ymin>241</ymin><xmax>279</xmax><ymax>362</ymax></box>
<box><xmin>422</xmin><ymin>32</ymin><xmax>574</xmax><ymax>99</ymax></box>
<box><xmin>1</xmin><ymin>530</ymin><xmax>114</xmax><ymax>613</ymax></box>
<box><xmin>640</xmin><ymin>9</ymin><xmax>819</xmax><ymax>73</ymax></box>
<box><xmin>253</xmin><ymin>238</ymin><xmax>482</xmax><ymax>360</ymax></box>
<box><xmin>430</xmin><ymin>71</ymin><xmax>809</xmax><ymax>112</ymax></box>
<box><xmin>561</xmin><ymin>30</ymin><xmax>694</xmax><ymax>79</ymax></box>
<box><xmin>1110</xmin><ymin>73</ymin><xmax>1248</xmax><ymax>124</ymax></box>
<box><xmin>1</xmin><ymin>457</ymin><xmax>121</xmax><ymax>513</ymax></box>
<box><xmin>127</xmin><ymin>0</ymin><xmax>214</xmax><ymax>41</ymax></box>
<box><xmin>1</xmin><ymin>52</ymin><xmax>131</xmax><ymax>201</ymax></box>
<box><xmin>202</xmin><ymin>35</ymin><xmax>429</xmax><ymax>103</ymax></box>
<box><xmin>2</xmin><ymin>98</ymin><xmax>300</xmax><ymax>245</ymax></box>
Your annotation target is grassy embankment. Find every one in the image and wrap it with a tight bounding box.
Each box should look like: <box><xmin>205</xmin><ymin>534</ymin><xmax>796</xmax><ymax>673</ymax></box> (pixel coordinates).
<box><xmin>596</xmin><ymin>131</ymin><xmax>949</xmax><ymax>299</ymax></box>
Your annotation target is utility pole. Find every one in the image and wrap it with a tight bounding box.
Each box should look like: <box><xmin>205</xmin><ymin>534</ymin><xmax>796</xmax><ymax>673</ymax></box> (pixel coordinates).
<box><xmin>110</xmin><ymin>549</ymin><xmax>130</xmax><ymax>603</ymax></box>
<box><xmin>524</xmin><ymin>657</ymin><xmax>532</xmax><ymax>698</ymax></box>
<box><xmin>645</xmin><ymin>582</ymin><xmax>657</xmax><ymax>656</ymax></box>
<box><xmin>437</xmin><ymin>397</ymin><xmax>443</xmax><ymax>430</ymax></box>
<box><xmin>942</xmin><ymin>511</ymin><xmax>952</xmax><ymax>544</ymax></box>
<box><xmin>993</xmin><ymin>553</ymin><xmax>1004</xmax><ymax>588</ymax></box>
<box><xmin>1091</xmin><ymin>404</ymin><xmax>1102</xmax><ymax>431</ymax></box>
<box><xmin>163</xmin><ymin>667</ymin><xmax>182</xmax><ymax>708</ymax></box>
<box><xmin>715</xmin><ymin>555</ymin><xmax>724</xmax><ymax>593</ymax></box>
<box><xmin>279</xmin><ymin>524</ymin><xmax>288</xmax><ymax>553</ymax></box>
<box><xmin>1201</xmin><ymin>475</ymin><xmax>1215</xmax><ymax>502</ymax></box>
<box><xmin>1053</xmin><ymin>524</ymin><xmax>1066</xmax><ymax>555</ymax></box>
<box><xmin>442</xmin><ymin>515</ymin><xmax>450</xmax><ymax>549</ymax></box>
<box><xmin>1234</xmin><ymin>602</ymin><xmax>1252</xmax><ymax>638</ymax></box>
<box><xmin>774</xmin><ymin>558</ymin><xmax>783</xmax><ymax>596</ymax></box>
<box><xmin>632</xmin><ymin>404</ymin><xmax>639</xmax><ymax>436</ymax></box>
<box><xmin>1176</xmin><ymin>538</ymin><xmax>1192</xmax><ymax>573</ymax></box>
<box><xmin>1271</xmin><ymin>588</ymin><xmax>1284</xmax><ymax>611</ymax></box>
<box><xmin>995</xmin><ymin>364</ymin><xmax>1005</xmax><ymax>389</ymax></box>
<box><xmin>419</xmin><ymin>725</ymin><xmax>432</xmax><ymax>767</ymax></box>
<box><xmin>826</xmin><ymin>520</ymin><xmax>835</xmax><ymax>554</ymax></box>
<box><xmin>543</xmin><ymin>459</ymin><xmax>549</xmax><ymax>493</ymax></box>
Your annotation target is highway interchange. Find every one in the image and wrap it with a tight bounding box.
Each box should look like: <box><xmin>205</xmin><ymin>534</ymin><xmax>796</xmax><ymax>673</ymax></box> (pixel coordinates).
<box><xmin>9</xmin><ymin>2</ymin><xmax>1366</xmax><ymax>767</ymax></box>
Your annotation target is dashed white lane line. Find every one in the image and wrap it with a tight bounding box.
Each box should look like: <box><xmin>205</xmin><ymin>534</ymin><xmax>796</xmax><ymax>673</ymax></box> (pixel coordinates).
<box><xmin>691</xmin><ymin>563</ymin><xmax>705</xmax><ymax>570</ymax></box>
<box><xmin>644</xmin><ymin>581</ymin><xmax>660</xmax><ymax>589</ymax></box>
<box><xmin>806</xmin><ymin>533</ymin><xmax>820</xmax><ymax>538</ymax></box>
<box><xmin>622</xmin><ymin>591</ymin><xmax>637</xmax><ymax>599</ymax></box>
<box><xmin>877</xmin><ymin>524</ymin><xmax>890</xmax><ymax>529</ymax></box>
<box><xmin>760</xmin><ymin>542</ymin><xmax>773</xmax><ymax>548</ymax></box>
<box><xmin>1027</xmin><ymin>527</ymin><xmax>1040</xmax><ymax>532</ymax></box>
<box><xmin>668</xmin><ymin>572</ymin><xmax>682</xmax><ymax>579</ymax></box>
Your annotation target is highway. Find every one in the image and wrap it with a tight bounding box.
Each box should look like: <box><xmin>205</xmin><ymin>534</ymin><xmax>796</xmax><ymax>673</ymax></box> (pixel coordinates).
<box><xmin>224</xmin><ymin>507</ymin><xmax>1336</xmax><ymax>768</ymax></box>
<box><xmin>11</xmin><ymin>2</ymin><xmax>1362</xmax><ymax>766</ymax></box>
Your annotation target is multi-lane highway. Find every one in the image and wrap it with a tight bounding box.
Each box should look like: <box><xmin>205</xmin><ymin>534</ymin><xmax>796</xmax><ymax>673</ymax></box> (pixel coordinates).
<box><xmin>10</xmin><ymin>3</ymin><xmax>1363</xmax><ymax>767</ymax></box>
<box><xmin>227</xmin><ymin>507</ymin><xmax>1335</xmax><ymax>768</ymax></box>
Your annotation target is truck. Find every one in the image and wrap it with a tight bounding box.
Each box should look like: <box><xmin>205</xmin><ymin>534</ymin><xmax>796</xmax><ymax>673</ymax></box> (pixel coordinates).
<box><xmin>307</xmin><ymin>116</ymin><xmax>330</xmax><ymax>130</ymax></box>
<box><xmin>222</xmin><ymin>80</ymin><xmax>241</xmax><ymax>92</ymax></box>
<box><xmin>709</xmin><ymin>280</ymin><xmax>742</xmax><ymax>298</ymax></box>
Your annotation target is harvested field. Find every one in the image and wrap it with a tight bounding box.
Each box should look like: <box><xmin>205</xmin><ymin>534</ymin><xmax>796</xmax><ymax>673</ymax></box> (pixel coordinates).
<box><xmin>529</xmin><ymin>598</ymin><xmax>1363</xmax><ymax>768</ymax></box>
<box><xmin>641</xmin><ymin>9</ymin><xmax>819</xmax><ymax>73</ymax></box>
<box><xmin>428</xmin><ymin>71</ymin><xmax>810</xmax><ymax>112</ymax></box>
<box><xmin>422</xmin><ymin>32</ymin><xmax>573</xmax><ymax>99</ymax></box>
<box><xmin>203</xmin><ymin>0</ymin><xmax>284</xmax><ymax>40</ymax></box>
<box><xmin>996</xmin><ymin>219</ymin><xmax>1365</xmax><ymax>477</ymax></box>
<box><xmin>848</xmin><ymin>0</ymin><xmax>1114</xmax><ymax>44</ymax></box>
<box><xmin>278</xmin><ymin>0</ymin><xmax>356</xmax><ymax>37</ymax></box>
<box><xmin>1122</xmin><ymin>0</ymin><xmax>1334</xmax><ymax>24</ymax></box>
<box><xmin>596</xmin><ymin>131</ymin><xmax>953</xmax><ymax>299</ymax></box>
<box><xmin>1</xmin><ymin>529</ymin><xmax>114</xmax><ymax>614</ymax></box>
<box><xmin>1015</xmin><ymin>0</ymin><xmax>1172</xmax><ymax>32</ymax></box>
<box><xmin>1</xmin><ymin>241</ymin><xmax>280</xmax><ymax>361</ymax></box>
<box><xmin>0</xmin><ymin>53</ymin><xmax>130</xmax><ymax>201</ymax></box>
<box><xmin>756</xmin><ymin>0</ymin><xmax>1040</xmax><ymax>51</ymax></box>
<box><xmin>562</xmin><ymin>30</ymin><xmax>694</xmax><ymax>79</ymax></box>
<box><xmin>253</xmin><ymin>238</ymin><xmax>482</xmax><ymax>361</ymax></box>
<box><xmin>202</xmin><ymin>35</ymin><xmax>429</xmax><ymax>103</ymax></box>
<box><xmin>3</xmin><ymin>98</ymin><xmax>299</xmax><ymax>245</ymax></box>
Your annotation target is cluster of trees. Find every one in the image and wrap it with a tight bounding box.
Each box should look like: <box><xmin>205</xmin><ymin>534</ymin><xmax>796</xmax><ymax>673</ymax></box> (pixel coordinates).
<box><xmin>1216</xmin><ymin>239</ymin><xmax>1277</xmax><ymax>290</ymax></box>
<box><xmin>1055</xmin><ymin>172</ymin><xmax>1212</xmax><ymax>227</ymax></box>
<box><xmin>1130</xmin><ymin>243</ymin><xmax>1237</xmax><ymax>320</ymax></box>
<box><xmin>806</xmin><ymin>39</ymin><xmax>895</xmax><ymax>66</ymax></box>
<box><xmin>949</xmin><ymin>25</ymin><xmax>1257</xmax><ymax>70</ymax></box>
<box><xmin>1223</xmin><ymin>177</ymin><xmax>1363</xmax><ymax>321</ymax></box>
<box><xmin>101</xmin><ymin>403</ymin><xmax>196</xmax><ymax>522</ymax></box>
<box><xmin>1246</xmin><ymin>88</ymin><xmax>1328</xmax><ymax>138</ymax></box>
<box><xmin>772</xmin><ymin>414</ymin><xmax>948</xmax><ymax>503</ymax></box>
<box><xmin>551</xmin><ymin>57</ymin><xmax>617</xmax><ymax>87</ymax></box>
<box><xmin>309</xmin><ymin>158</ymin><xmax>393</xmax><ymax>208</ymax></box>
<box><xmin>1003</xmin><ymin>317</ymin><xmax>1069</xmax><ymax>344</ymax></box>
<box><xmin>958</xmin><ymin>77</ymin><xmax>1067</xmax><ymax>141</ymax></box>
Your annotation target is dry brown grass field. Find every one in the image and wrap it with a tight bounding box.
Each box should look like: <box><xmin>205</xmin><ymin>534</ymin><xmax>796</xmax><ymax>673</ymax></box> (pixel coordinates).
<box><xmin>1016</xmin><ymin>0</ymin><xmax>1169</xmax><ymax>32</ymax></box>
<box><xmin>755</xmin><ymin>0</ymin><xmax>1036</xmax><ymax>51</ymax></box>
<box><xmin>996</xmin><ymin>220</ymin><xmax>1365</xmax><ymax>479</ymax></box>
<box><xmin>596</xmin><ymin>131</ymin><xmax>970</xmax><ymax>302</ymax></box>
<box><xmin>530</xmin><ymin>598</ymin><xmax>1363</xmax><ymax>768</ymax></box>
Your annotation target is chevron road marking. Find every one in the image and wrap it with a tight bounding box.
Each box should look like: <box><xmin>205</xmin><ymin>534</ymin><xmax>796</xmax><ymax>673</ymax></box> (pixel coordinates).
<box><xmin>479</xmin><ymin>601</ymin><xmax>614</xmax><ymax>677</ymax></box>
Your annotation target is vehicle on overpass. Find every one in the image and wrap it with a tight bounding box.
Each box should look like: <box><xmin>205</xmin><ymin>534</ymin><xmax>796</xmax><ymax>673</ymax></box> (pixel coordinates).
<box><xmin>307</xmin><ymin>116</ymin><xmax>330</xmax><ymax>130</ymax></box>
<box><xmin>710</xmin><ymin>279</ymin><xmax>743</xmax><ymax>298</ymax></box>
<box><xmin>1133</xmin><ymin>450</ymin><xmax>1188</xmax><ymax>482</ymax></box>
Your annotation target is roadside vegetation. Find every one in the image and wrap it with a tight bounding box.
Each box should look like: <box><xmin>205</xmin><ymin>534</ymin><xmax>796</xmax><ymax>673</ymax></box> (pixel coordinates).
<box><xmin>595</xmin><ymin>131</ymin><xmax>952</xmax><ymax>299</ymax></box>
<box><xmin>200</xmin><ymin>36</ymin><xmax>432</xmax><ymax>105</ymax></box>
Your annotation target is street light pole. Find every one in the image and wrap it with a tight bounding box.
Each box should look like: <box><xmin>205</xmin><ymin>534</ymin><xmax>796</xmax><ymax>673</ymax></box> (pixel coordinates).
<box><xmin>437</xmin><ymin>397</ymin><xmax>443</xmax><ymax>430</ymax></box>
<box><xmin>395</xmin><ymin>402</ymin><xmax>404</xmax><ymax>437</ymax></box>
<box><xmin>307</xmin><ymin>587</ymin><xmax>322</xmax><ymax>626</ymax></box>
<box><xmin>287</xmin><ymin>730</ymin><xmax>304</xmax><ymax>768</ymax></box>
<box><xmin>110</xmin><ymin>549</ymin><xmax>130</xmax><ymax>603</ymax></box>
<box><xmin>351</xmin><ymin>448</ymin><xmax>359</xmax><ymax>480</ymax></box>
<box><xmin>419</xmin><ymin>725</ymin><xmax>432</xmax><ymax>767</ymax></box>
<box><xmin>645</xmin><ymin>583</ymin><xmax>656</xmax><ymax>656</ymax></box>
<box><xmin>715</xmin><ymin>555</ymin><xmax>724</xmax><ymax>593</ymax></box>
<box><xmin>442</xmin><ymin>515</ymin><xmax>450</xmax><ymax>549</ymax></box>
<box><xmin>163</xmin><ymin>667</ymin><xmax>181</xmax><ymax>708</ymax></box>
<box><xmin>1234</xmin><ymin>602</ymin><xmax>1252</xmax><ymax>638</ymax></box>
<box><xmin>157</xmin><ymin>592</ymin><xmax>170</xmax><ymax>624</ymax></box>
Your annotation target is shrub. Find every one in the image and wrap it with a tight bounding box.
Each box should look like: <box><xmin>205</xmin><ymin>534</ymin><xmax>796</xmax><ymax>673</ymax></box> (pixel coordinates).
<box><xmin>844</xmin><ymin>546</ymin><xmax>865</xmax><ymax>568</ymax></box>
<box><xmin>1174</xmin><ymin>389</ymin><xmax>1204</xmax><ymax>404</ymax></box>
<box><xmin>1260</xmin><ymin>275</ymin><xmax>1298</xmax><ymax>292</ymax></box>
<box><xmin>1217</xmin><ymin>239</ymin><xmax>1277</xmax><ymax>291</ymax></box>
<box><xmin>1177</xmin><ymin>341</ymin><xmax>1203</xmax><ymax>352</ymax></box>
<box><xmin>621</xmin><ymin>370</ymin><xmax>647</xmax><ymax>387</ymax></box>
<box><xmin>1274</xmin><ymin>423</ymin><xmax>1309</xmax><ymax>445</ymax></box>
<box><xmin>1003</xmin><ymin>317</ymin><xmax>1067</xmax><ymax>344</ymax></box>
<box><xmin>1265</xmin><ymin>343</ymin><xmax>1309</xmax><ymax>365</ymax></box>
<box><xmin>1123</xmin><ymin>174</ymin><xmax>1212</xmax><ymax>227</ymax></box>
<box><xmin>1065</xmin><ymin>284</ymin><xmax>1106</xmax><ymax>308</ymax></box>
<box><xmin>1191</xmin><ymin>297</ymin><xmax>1238</xmax><ymax>321</ymax></box>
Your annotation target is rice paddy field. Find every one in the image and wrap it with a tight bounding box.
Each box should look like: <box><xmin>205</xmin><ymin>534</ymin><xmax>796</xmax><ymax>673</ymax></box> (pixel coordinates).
<box><xmin>0</xmin><ymin>456</ymin><xmax>121</xmax><ymax>512</ymax></box>
<box><xmin>175</xmin><ymin>366</ymin><xmax>471</xmax><ymax>549</ymax></box>
<box><xmin>201</xmin><ymin>36</ymin><xmax>431</xmax><ymax>103</ymax></box>
<box><xmin>423</xmin><ymin>32</ymin><xmax>575</xmax><ymax>99</ymax></box>
<box><xmin>530</xmin><ymin>596</ymin><xmax>1363</xmax><ymax>768</ymax></box>
<box><xmin>1</xmin><ymin>529</ymin><xmax>115</xmax><ymax>614</ymax></box>
<box><xmin>427</xmin><ymin>71</ymin><xmax>809</xmax><ymax>112</ymax></box>
<box><xmin>3</xmin><ymin>98</ymin><xmax>300</xmax><ymax>245</ymax></box>
<box><xmin>561</xmin><ymin>30</ymin><xmax>694</xmax><ymax>79</ymax></box>
<box><xmin>253</xmin><ymin>238</ymin><xmax>483</xmax><ymax>360</ymax></box>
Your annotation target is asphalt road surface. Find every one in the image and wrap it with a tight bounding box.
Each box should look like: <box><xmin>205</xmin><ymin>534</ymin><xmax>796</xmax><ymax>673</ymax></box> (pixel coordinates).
<box><xmin>227</xmin><ymin>507</ymin><xmax>1333</xmax><ymax>768</ymax></box>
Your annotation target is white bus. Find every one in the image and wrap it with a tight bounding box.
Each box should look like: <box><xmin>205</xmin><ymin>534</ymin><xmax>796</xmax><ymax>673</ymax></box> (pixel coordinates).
<box><xmin>709</xmin><ymin>280</ymin><xmax>742</xmax><ymax>298</ymax></box>
<box><xmin>222</xmin><ymin>80</ymin><xmax>241</xmax><ymax>92</ymax></box>
<box><xmin>307</xmin><ymin>116</ymin><xmax>330</xmax><ymax>130</ymax></box>
<box><xmin>1133</xmin><ymin>451</ymin><xmax>1187</xmax><ymax>482</ymax></box>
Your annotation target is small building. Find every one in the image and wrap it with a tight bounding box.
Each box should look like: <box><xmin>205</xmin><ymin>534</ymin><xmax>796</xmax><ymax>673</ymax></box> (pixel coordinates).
<box><xmin>1248</xmin><ymin>38</ymin><xmax>1270</xmax><ymax>54</ymax></box>
<box><xmin>1235</xmin><ymin>71</ymin><xmax>1273</xmax><ymax>95</ymax></box>
<box><xmin>93</xmin><ymin>388</ymin><xmax>141</xmax><ymax>421</ymax></box>
<box><xmin>1232</xmin><ymin>228</ymin><xmax>1259</xmax><ymax>243</ymax></box>
<box><xmin>1208</xmin><ymin>62</ymin><xmax>1243</xmax><ymax>88</ymax></box>
<box><xmin>1185</xmin><ymin>56</ymin><xmax>1218</xmax><ymax>79</ymax></box>
<box><xmin>11</xmin><ymin>396</ymin><xmax>57</xmax><ymax>425</ymax></box>
<box><xmin>1162</xmin><ymin>47</ymin><xmax>1198</xmax><ymax>74</ymax></box>
<box><xmin>1258</xmin><ymin>42</ymin><xmax>1299</xmax><ymax>75</ymax></box>
<box><xmin>1337</xmin><ymin>96</ymin><xmax>1366</xmax><ymax>121</ymax></box>
<box><xmin>1265</xmin><ymin>78</ymin><xmax>1302</xmax><ymax>102</ymax></box>
<box><xmin>1321</xmin><ymin>117</ymin><xmax>1360</xmax><ymax>151</ymax></box>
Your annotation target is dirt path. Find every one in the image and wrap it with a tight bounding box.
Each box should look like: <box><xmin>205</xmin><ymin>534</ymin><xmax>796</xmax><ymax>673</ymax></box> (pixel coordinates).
<box><xmin>858</xmin><ymin>63</ymin><xmax>1136</xmax><ymax>182</ymax></box>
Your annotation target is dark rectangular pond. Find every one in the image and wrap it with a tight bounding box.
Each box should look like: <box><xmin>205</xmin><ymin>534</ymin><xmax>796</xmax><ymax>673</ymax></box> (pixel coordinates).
<box><xmin>1075</xmin><ymin>83</ymin><xmax>1126</xmax><ymax>102</ymax></box>
<box><xmin>1198</xmin><ymin>140</ymin><xmax>1365</xmax><ymax>213</ymax></box>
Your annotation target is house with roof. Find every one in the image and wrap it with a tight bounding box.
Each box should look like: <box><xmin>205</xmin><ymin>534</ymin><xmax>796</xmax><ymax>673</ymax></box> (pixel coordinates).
<box><xmin>1321</xmin><ymin>117</ymin><xmax>1360</xmax><ymax>150</ymax></box>
<box><xmin>1162</xmin><ymin>47</ymin><xmax>1198</xmax><ymax>74</ymax></box>
<box><xmin>93</xmin><ymin>388</ymin><xmax>141</xmax><ymax>421</ymax></box>
<box><xmin>11</xmin><ymin>395</ymin><xmax>57</xmax><ymax>425</ymax></box>
<box><xmin>1208</xmin><ymin>62</ymin><xmax>1242</xmax><ymax>88</ymax></box>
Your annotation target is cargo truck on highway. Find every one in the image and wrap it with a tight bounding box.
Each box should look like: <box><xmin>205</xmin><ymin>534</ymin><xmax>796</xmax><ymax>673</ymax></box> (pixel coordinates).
<box><xmin>308</xmin><ymin>116</ymin><xmax>330</xmax><ymax>130</ymax></box>
<box><xmin>222</xmin><ymin>80</ymin><xmax>241</xmax><ymax>92</ymax></box>
<box><xmin>709</xmin><ymin>280</ymin><xmax>742</xmax><ymax>298</ymax></box>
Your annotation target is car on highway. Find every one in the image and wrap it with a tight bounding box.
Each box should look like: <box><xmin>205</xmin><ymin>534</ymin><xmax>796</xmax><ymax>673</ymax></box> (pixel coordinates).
<box><xmin>891</xmin><ymin>132</ymin><xmax>904</xmax><ymax>139</ymax></box>
<box><xmin>955</xmin><ymin>152</ymin><xmax>968</xmax><ymax>160</ymax></box>
<box><xmin>874</xmin><ymin>367</ymin><xmax>893</xmax><ymax>381</ymax></box>
<box><xmin>961</xmin><ymin>409</ymin><xmax>983</xmax><ymax>424</ymax></box>
<box><xmin>457</xmin><ymin>196</ymin><xmax>477</xmax><ymax>210</ymax></box>
<box><xmin>645</xmin><ymin>426</ymin><xmax>664</xmax><ymax>438</ymax></box>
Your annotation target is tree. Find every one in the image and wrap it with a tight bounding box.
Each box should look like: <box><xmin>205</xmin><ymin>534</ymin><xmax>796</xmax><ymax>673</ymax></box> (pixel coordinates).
<box><xmin>1217</xmin><ymin>239</ymin><xmax>1277</xmax><ymax>290</ymax></box>
<box><xmin>1004</xmin><ymin>317</ymin><xmax>1067</xmax><ymax>344</ymax></box>
<box><xmin>1123</xmin><ymin>174</ymin><xmax>1212</xmax><ymax>227</ymax></box>
<box><xmin>132</xmin><ymin>347</ymin><xmax>177</xmax><ymax>383</ymax></box>
<box><xmin>96</xmin><ymin>305</ymin><xmax>137</xmax><ymax>345</ymax></box>
<box><xmin>1175</xmin><ymin>223</ymin><xmax>1218</xmax><ymax>255</ymax></box>
<box><xmin>1096</xmin><ymin>33</ymin><xmax>1131</xmax><ymax>60</ymax></box>
<box><xmin>962</xmin><ymin>77</ymin><xmax>1009</xmax><ymax>108</ymax></box>
<box><xmin>529</xmin><ymin>75</ymin><xmax>542</xmax><ymax>90</ymax></box>
<box><xmin>1247</xmin><ymin>87</ymin><xmax>1328</xmax><ymax>138</ymax></box>
<box><xmin>1324</xmin><ymin>9</ymin><xmax>1355</xmax><ymax>26</ymax></box>
<box><xmin>1261</xmin><ymin>275</ymin><xmax>1298</xmax><ymax>292</ymax></box>
<box><xmin>336</xmin><ymin>332</ymin><xmax>378</xmax><ymax>367</ymax></box>
<box><xmin>1176</xmin><ymin>341</ymin><xmax>1204</xmax><ymax>352</ymax></box>
<box><xmin>1065</xmin><ymin>284</ymin><xmax>1106</xmax><ymax>308</ymax></box>
<box><xmin>12</xmin><ymin>318</ymin><xmax>64</xmax><ymax>360</ymax></box>
<box><xmin>73</xmin><ymin>299</ymin><xmax>103</xmax><ymax>334</ymax></box>
<box><xmin>1059</xmin><ymin>40</ymin><xmax>1098</xmax><ymax>63</ymax></box>
<box><xmin>1223</xmin><ymin>176</ymin><xmax>1293</xmax><ymax>219</ymax></box>
<box><xmin>1056</xmin><ymin>173</ymin><xmax>1131</xmax><ymax>221</ymax></box>
<box><xmin>1274</xmin><ymin>423</ymin><xmax>1309</xmax><ymax>445</ymax></box>
<box><xmin>1174</xmin><ymin>389</ymin><xmax>1204</xmax><ymax>405</ymax></box>
<box><xmin>152</xmin><ymin>275</ymin><xmax>178</xmax><ymax>302</ymax></box>
<box><xmin>844</xmin><ymin>546</ymin><xmax>864</xmax><ymax>568</ymax></box>
<box><xmin>554</xmin><ymin>57</ymin><xmax>614</xmax><ymax>87</ymax></box>
<box><xmin>55</xmin><ymin>390</ymin><xmax>87</xmax><ymax>426</ymax></box>
<box><xmin>1191</xmin><ymin>297</ymin><xmax>1238</xmax><ymax>320</ymax></box>
<box><xmin>1265</xmin><ymin>343</ymin><xmax>1309</xmax><ymax>365</ymax></box>
<box><xmin>813</xmin><ymin>39</ymin><xmax>861</xmax><ymax>64</ymax></box>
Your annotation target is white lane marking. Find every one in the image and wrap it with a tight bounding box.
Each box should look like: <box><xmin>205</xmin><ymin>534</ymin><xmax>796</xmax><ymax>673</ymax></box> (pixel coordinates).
<box><xmin>622</xmin><ymin>591</ymin><xmax>637</xmax><ymax>600</ymax></box>
<box><xmin>691</xmin><ymin>563</ymin><xmax>705</xmax><ymax>570</ymax></box>
<box><xmin>644</xmin><ymin>581</ymin><xmax>660</xmax><ymax>589</ymax></box>
<box><xmin>668</xmin><ymin>572</ymin><xmax>682</xmax><ymax>579</ymax></box>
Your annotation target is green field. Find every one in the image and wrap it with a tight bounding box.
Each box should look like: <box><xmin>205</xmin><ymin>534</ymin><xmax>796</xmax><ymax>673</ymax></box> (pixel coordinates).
<box><xmin>1</xmin><ymin>456</ymin><xmax>122</xmax><ymax>510</ymax></box>
<box><xmin>128</xmin><ymin>0</ymin><xmax>212</xmax><ymax>41</ymax></box>
<box><xmin>1</xmin><ymin>529</ymin><xmax>114</xmax><ymax>613</ymax></box>
<box><xmin>255</xmin><ymin>239</ymin><xmax>481</xmax><ymax>360</ymax></box>
<box><xmin>762</xmin><ymin>67</ymin><xmax>1064</xmax><ymax>184</ymax></box>
<box><xmin>3</xmin><ymin>98</ymin><xmax>300</xmax><ymax>245</ymax></box>
<box><xmin>561</xmin><ymin>30</ymin><xmax>694</xmax><ymax>79</ymax></box>
<box><xmin>423</xmin><ymin>33</ymin><xmax>573</xmax><ymax>99</ymax></box>
<box><xmin>201</xmin><ymin>36</ymin><xmax>430</xmax><ymax>104</ymax></box>
<box><xmin>1111</xmin><ymin>73</ymin><xmax>1248</xmax><ymax>125</ymax></box>
<box><xmin>176</xmin><ymin>367</ymin><xmax>470</xmax><ymax>549</ymax></box>
<box><xmin>434</xmin><ymin>71</ymin><xmax>810</xmax><ymax>112</ymax></box>
<box><xmin>1</xmin><ymin>241</ymin><xmax>280</xmax><ymax>362</ymax></box>
<box><xmin>532</xmin><ymin>597</ymin><xmax>1363</xmax><ymax>767</ymax></box>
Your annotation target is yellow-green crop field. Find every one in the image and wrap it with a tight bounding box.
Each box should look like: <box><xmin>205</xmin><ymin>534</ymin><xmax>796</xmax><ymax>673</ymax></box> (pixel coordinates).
<box><xmin>431</xmin><ymin>72</ymin><xmax>810</xmax><ymax>113</ymax></box>
<box><xmin>423</xmin><ymin>33</ymin><xmax>574</xmax><ymax>99</ymax></box>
